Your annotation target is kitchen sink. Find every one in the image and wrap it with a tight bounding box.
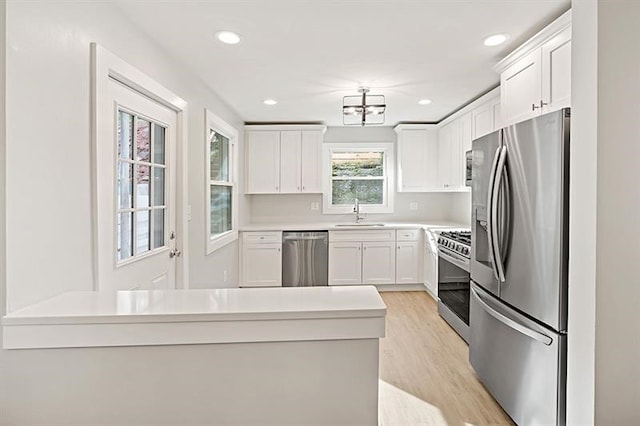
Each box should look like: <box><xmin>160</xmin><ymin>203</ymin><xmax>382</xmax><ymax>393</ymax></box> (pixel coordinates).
<box><xmin>334</xmin><ymin>223</ymin><xmax>386</xmax><ymax>227</ymax></box>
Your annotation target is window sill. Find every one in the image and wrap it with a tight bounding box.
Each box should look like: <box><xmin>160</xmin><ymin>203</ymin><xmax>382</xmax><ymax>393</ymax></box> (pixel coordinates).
<box><xmin>206</xmin><ymin>230</ymin><xmax>238</xmax><ymax>254</ymax></box>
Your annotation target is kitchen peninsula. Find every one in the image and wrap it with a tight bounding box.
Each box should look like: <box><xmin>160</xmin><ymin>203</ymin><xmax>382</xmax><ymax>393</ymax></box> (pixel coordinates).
<box><xmin>2</xmin><ymin>286</ymin><xmax>386</xmax><ymax>426</ymax></box>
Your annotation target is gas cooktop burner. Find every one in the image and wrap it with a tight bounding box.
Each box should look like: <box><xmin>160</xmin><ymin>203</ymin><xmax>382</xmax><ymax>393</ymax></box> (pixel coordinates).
<box><xmin>437</xmin><ymin>230</ymin><xmax>471</xmax><ymax>258</ymax></box>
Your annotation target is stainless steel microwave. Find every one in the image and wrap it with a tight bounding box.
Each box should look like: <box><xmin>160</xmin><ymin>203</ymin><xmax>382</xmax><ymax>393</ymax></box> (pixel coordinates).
<box><xmin>465</xmin><ymin>150</ymin><xmax>472</xmax><ymax>187</ymax></box>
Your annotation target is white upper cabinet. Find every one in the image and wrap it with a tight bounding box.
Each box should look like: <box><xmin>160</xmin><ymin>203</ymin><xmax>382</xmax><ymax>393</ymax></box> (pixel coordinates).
<box><xmin>300</xmin><ymin>130</ymin><xmax>323</xmax><ymax>193</ymax></box>
<box><xmin>246</xmin><ymin>131</ymin><xmax>280</xmax><ymax>193</ymax></box>
<box><xmin>395</xmin><ymin>125</ymin><xmax>439</xmax><ymax>192</ymax></box>
<box><xmin>472</xmin><ymin>95</ymin><xmax>502</xmax><ymax>139</ymax></box>
<box><xmin>245</xmin><ymin>125</ymin><xmax>326</xmax><ymax>194</ymax></box>
<box><xmin>495</xmin><ymin>10</ymin><xmax>571</xmax><ymax>126</ymax></box>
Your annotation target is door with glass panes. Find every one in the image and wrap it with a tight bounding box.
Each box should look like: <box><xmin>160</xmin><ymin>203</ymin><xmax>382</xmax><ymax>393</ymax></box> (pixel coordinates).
<box><xmin>101</xmin><ymin>80</ymin><xmax>178</xmax><ymax>290</ymax></box>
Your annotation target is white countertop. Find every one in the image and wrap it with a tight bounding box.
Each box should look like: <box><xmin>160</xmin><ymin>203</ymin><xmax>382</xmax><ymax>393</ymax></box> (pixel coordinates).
<box><xmin>3</xmin><ymin>286</ymin><xmax>387</xmax><ymax>349</ymax></box>
<box><xmin>3</xmin><ymin>286</ymin><xmax>386</xmax><ymax>325</ymax></box>
<box><xmin>240</xmin><ymin>221</ymin><xmax>469</xmax><ymax>232</ymax></box>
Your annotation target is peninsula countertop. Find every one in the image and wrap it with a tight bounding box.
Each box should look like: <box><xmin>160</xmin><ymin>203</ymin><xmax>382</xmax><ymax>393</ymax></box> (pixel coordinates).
<box><xmin>3</xmin><ymin>286</ymin><xmax>387</xmax><ymax>349</ymax></box>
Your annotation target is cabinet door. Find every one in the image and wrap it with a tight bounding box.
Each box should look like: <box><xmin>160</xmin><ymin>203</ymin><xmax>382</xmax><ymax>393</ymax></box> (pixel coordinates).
<box><xmin>472</xmin><ymin>98</ymin><xmax>500</xmax><ymax>140</ymax></box>
<box><xmin>279</xmin><ymin>131</ymin><xmax>301</xmax><ymax>193</ymax></box>
<box><xmin>500</xmin><ymin>49</ymin><xmax>542</xmax><ymax>126</ymax></box>
<box><xmin>396</xmin><ymin>241</ymin><xmax>421</xmax><ymax>284</ymax></box>
<box><xmin>541</xmin><ymin>26</ymin><xmax>571</xmax><ymax>113</ymax></box>
<box><xmin>328</xmin><ymin>242</ymin><xmax>362</xmax><ymax>285</ymax></box>
<box><xmin>362</xmin><ymin>242</ymin><xmax>396</xmax><ymax>285</ymax></box>
<box><xmin>424</xmin><ymin>241</ymin><xmax>439</xmax><ymax>298</ymax></box>
<box><xmin>241</xmin><ymin>243</ymin><xmax>282</xmax><ymax>287</ymax></box>
<box><xmin>397</xmin><ymin>129</ymin><xmax>439</xmax><ymax>192</ymax></box>
<box><xmin>438</xmin><ymin>121</ymin><xmax>461</xmax><ymax>190</ymax></box>
<box><xmin>246</xmin><ymin>131</ymin><xmax>280</xmax><ymax>193</ymax></box>
<box><xmin>300</xmin><ymin>130</ymin><xmax>322</xmax><ymax>193</ymax></box>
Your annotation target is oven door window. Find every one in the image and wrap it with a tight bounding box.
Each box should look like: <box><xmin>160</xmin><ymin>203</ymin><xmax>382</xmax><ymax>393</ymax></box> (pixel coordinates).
<box><xmin>438</xmin><ymin>255</ymin><xmax>471</xmax><ymax>325</ymax></box>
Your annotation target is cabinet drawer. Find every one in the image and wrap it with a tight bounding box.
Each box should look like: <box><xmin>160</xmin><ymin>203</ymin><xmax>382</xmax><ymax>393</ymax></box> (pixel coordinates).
<box><xmin>242</xmin><ymin>231</ymin><xmax>282</xmax><ymax>244</ymax></box>
<box><xmin>396</xmin><ymin>229</ymin><xmax>421</xmax><ymax>241</ymax></box>
<box><xmin>329</xmin><ymin>230</ymin><xmax>395</xmax><ymax>242</ymax></box>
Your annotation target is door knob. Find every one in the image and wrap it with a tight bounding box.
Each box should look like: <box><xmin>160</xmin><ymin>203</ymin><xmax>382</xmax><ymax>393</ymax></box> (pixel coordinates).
<box><xmin>169</xmin><ymin>249</ymin><xmax>182</xmax><ymax>258</ymax></box>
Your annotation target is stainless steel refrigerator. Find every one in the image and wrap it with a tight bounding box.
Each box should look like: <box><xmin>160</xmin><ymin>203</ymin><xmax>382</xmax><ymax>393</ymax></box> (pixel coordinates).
<box><xmin>469</xmin><ymin>108</ymin><xmax>570</xmax><ymax>425</ymax></box>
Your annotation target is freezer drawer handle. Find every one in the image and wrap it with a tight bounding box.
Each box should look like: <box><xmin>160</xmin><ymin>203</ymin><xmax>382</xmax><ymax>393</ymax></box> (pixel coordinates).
<box><xmin>471</xmin><ymin>287</ymin><xmax>553</xmax><ymax>346</ymax></box>
<box><xmin>283</xmin><ymin>236</ymin><xmax>327</xmax><ymax>241</ymax></box>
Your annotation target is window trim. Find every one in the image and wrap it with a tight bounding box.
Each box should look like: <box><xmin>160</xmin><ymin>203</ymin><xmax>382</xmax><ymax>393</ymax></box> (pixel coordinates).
<box><xmin>322</xmin><ymin>142</ymin><xmax>395</xmax><ymax>214</ymax></box>
<box><xmin>205</xmin><ymin>109</ymin><xmax>238</xmax><ymax>254</ymax></box>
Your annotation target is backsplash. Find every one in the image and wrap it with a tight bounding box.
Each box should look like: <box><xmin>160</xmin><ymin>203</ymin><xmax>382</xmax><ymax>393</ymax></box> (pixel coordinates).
<box><xmin>249</xmin><ymin>192</ymin><xmax>471</xmax><ymax>225</ymax></box>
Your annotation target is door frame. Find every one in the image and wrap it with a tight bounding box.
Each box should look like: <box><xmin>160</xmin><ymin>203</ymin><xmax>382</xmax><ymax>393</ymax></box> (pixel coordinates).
<box><xmin>91</xmin><ymin>43</ymin><xmax>188</xmax><ymax>290</ymax></box>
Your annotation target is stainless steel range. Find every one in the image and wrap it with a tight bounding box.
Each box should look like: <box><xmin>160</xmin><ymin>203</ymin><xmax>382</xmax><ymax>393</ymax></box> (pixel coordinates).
<box><xmin>437</xmin><ymin>230</ymin><xmax>471</xmax><ymax>343</ymax></box>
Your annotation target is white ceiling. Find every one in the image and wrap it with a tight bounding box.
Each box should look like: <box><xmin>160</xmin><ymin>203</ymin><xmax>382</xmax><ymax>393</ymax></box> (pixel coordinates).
<box><xmin>115</xmin><ymin>0</ymin><xmax>570</xmax><ymax>126</ymax></box>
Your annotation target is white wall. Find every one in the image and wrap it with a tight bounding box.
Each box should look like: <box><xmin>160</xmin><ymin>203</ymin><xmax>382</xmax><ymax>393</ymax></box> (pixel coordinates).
<box><xmin>566</xmin><ymin>1</ymin><xmax>597</xmax><ymax>423</ymax></box>
<box><xmin>568</xmin><ymin>1</ymin><xmax>640</xmax><ymax>424</ymax></box>
<box><xmin>249</xmin><ymin>126</ymin><xmax>471</xmax><ymax>225</ymax></box>
<box><xmin>593</xmin><ymin>1</ymin><xmax>640</xmax><ymax>422</ymax></box>
<box><xmin>4</xmin><ymin>0</ymin><xmax>244</xmax><ymax>311</ymax></box>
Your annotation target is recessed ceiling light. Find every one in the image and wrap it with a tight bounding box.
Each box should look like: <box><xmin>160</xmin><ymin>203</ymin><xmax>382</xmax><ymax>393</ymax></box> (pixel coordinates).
<box><xmin>418</xmin><ymin>99</ymin><xmax>432</xmax><ymax>105</ymax></box>
<box><xmin>483</xmin><ymin>33</ymin><xmax>509</xmax><ymax>47</ymax></box>
<box><xmin>263</xmin><ymin>99</ymin><xmax>277</xmax><ymax>106</ymax></box>
<box><xmin>215</xmin><ymin>31</ymin><xmax>240</xmax><ymax>45</ymax></box>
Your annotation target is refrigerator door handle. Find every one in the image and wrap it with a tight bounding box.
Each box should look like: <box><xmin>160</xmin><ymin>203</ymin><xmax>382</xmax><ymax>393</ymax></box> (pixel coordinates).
<box><xmin>486</xmin><ymin>146</ymin><xmax>502</xmax><ymax>281</ymax></box>
<box><xmin>471</xmin><ymin>287</ymin><xmax>553</xmax><ymax>346</ymax></box>
<box><xmin>491</xmin><ymin>146</ymin><xmax>508</xmax><ymax>282</ymax></box>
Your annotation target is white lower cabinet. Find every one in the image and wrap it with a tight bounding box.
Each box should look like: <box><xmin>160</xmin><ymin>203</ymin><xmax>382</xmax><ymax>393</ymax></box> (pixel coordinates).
<box><xmin>327</xmin><ymin>242</ymin><xmax>363</xmax><ymax>286</ymax></box>
<box><xmin>328</xmin><ymin>229</ymin><xmax>421</xmax><ymax>286</ymax></box>
<box><xmin>424</xmin><ymin>230</ymin><xmax>439</xmax><ymax>298</ymax></box>
<box><xmin>362</xmin><ymin>242</ymin><xmax>396</xmax><ymax>285</ymax></box>
<box><xmin>240</xmin><ymin>232</ymin><xmax>282</xmax><ymax>287</ymax></box>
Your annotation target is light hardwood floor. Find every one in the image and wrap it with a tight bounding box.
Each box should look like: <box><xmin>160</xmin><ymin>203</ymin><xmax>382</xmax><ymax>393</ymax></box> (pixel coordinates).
<box><xmin>378</xmin><ymin>291</ymin><xmax>514</xmax><ymax>426</ymax></box>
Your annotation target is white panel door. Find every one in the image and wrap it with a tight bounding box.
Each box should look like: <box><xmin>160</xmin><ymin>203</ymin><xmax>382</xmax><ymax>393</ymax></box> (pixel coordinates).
<box><xmin>279</xmin><ymin>131</ymin><xmax>301</xmax><ymax>193</ymax></box>
<box><xmin>542</xmin><ymin>26</ymin><xmax>572</xmax><ymax>113</ymax></box>
<box><xmin>328</xmin><ymin>242</ymin><xmax>362</xmax><ymax>285</ymax></box>
<box><xmin>501</xmin><ymin>49</ymin><xmax>542</xmax><ymax>125</ymax></box>
<box><xmin>101</xmin><ymin>80</ymin><xmax>178</xmax><ymax>291</ymax></box>
<box><xmin>396</xmin><ymin>241</ymin><xmax>421</xmax><ymax>284</ymax></box>
<box><xmin>398</xmin><ymin>129</ymin><xmax>428</xmax><ymax>192</ymax></box>
<box><xmin>362</xmin><ymin>242</ymin><xmax>396</xmax><ymax>285</ymax></box>
<box><xmin>241</xmin><ymin>243</ymin><xmax>282</xmax><ymax>287</ymax></box>
<box><xmin>300</xmin><ymin>130</ymin><xmax>322</xmax><ymax>193</ymax></box>
<box><xmin>246</xmin><ymin>131</ymin><xmax>280</xmax><ymax>193</ymax></box>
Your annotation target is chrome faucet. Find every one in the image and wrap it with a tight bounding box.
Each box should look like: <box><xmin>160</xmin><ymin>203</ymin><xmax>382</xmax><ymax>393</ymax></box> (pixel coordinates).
<box><xmin>353</xmin><ymin>198</ymin><xmax>364</xmax><ymax>223</ymax></box>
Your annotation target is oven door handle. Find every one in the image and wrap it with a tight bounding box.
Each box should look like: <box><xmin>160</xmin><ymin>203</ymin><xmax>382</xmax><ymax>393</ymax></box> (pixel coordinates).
<box><xmin>438</xmin><ymin>248</ymin><xmax>469</xmax><ymax>272</ymax></box>
<box><xmin>486</xmin><ymin>144</ymin><xmax>502</xmax><ymax>281</ymax></box>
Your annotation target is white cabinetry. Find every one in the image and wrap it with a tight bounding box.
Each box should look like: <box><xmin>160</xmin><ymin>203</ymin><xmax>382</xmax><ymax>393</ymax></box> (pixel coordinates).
<box><xmin>246</xmin><ymin>131</ymin><xmax>280</xmax><ymax>193</ymax></box>
<box><xmin>328</xmin><ymin>230</ymin><xmax>396</xmax><ymax>286</ymax></box>
<box><xmin>437</xmin><ymin>113</ymin><xmax>470</xmax><ymax>191</ymax></box>
<box><xmin>328</xmin><ymin>229</ymin><xmax>422</xmax><ymax>286</ymax></box>
<box><xmin>472</xmin><ymin>95</ymin><xmax>502</xmax><ymax>139</ymax></box>
<box><xmin>423</xmin><ymin>229</ymin><xmax>439</xmax><ymax>298</ymax></box>
<box><xmin>395</xmin><ymin>125</ymin><xmax>439</xmax><ymax>192</ymax></box>
<box><xmin>245</xmin><ymin>125</ymin><xmax>326</xmax><ymax>194</ymax></box>
<box><xmin>362</xmin><ymin>242</ymin><xmax>396</xmax><ymax>284</ymax></box>
<box><xmin>495</xmin><ymin>11</ymin><xmax>571</xmax><ymax>126</ymax></box>
<box><xmin>396</xmin><ymin>229</ymin><xmax>422</xmax><ymax>284</ymax></box>
<box><xmin>240</xmin><ymin>232</ymin><xmax>282</xmax><ymax>287</ymax></box>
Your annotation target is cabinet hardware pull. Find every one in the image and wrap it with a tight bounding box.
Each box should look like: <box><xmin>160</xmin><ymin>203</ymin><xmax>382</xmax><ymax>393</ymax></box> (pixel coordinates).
<box><xmin>540</xmin><ymin>100</ymin><xmax>548</xmax><ymax>108</ymax></box>
<box><xmin>532</xmin><ymin>103</ymin><xmax>540</xmax><ymax>111</ymax></box>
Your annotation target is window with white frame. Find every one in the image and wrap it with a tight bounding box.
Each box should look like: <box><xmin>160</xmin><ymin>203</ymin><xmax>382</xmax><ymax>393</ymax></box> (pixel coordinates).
<box><xmin>206</xmin><ymin>110</ymin><xmax>238</xmax><ymax>253</ymax></box>
<box><xmin>322</xmin><ymin>143</ymin><xmax>394</xmax><ymax>214</ymax></box>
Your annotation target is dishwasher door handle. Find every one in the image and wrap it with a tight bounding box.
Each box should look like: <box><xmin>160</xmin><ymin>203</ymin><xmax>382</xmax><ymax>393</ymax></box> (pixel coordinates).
<box><xmin>283</xmin><ymin>236</ymin><xmax>328</xmax><ymax>241</ymax></box>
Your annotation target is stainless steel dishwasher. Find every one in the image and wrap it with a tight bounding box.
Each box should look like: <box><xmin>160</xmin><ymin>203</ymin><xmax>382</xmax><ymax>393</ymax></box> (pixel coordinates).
<box><xmin>282</xmin><ymin>231</ymin><xmax>328</xmax><ymax>287</ymax></box>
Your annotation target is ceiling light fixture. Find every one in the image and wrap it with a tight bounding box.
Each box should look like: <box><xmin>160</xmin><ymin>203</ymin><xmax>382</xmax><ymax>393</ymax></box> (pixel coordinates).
<box><xmin>483</xmin><ymin>33</ymin><xmax>509</xmax><ymax>46</ymax></box>
<box><xmin>215</xmin><ymin>31</ymin><xmax>241</xmax><ymax>45</ymax></box>
<box><xmin>263</xmin><ymin>99</ymin><xmax>277</xmax><ymax>105</ymax></box>
<box><xmin>343</xmin><ymin>87</ymin><xmax>386</xmax><ymax>126</ymax></box>
<box><xmin>418</xmin><ymin>99</ymin><xmax>432</xmax><ymax>105</ymax></box>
